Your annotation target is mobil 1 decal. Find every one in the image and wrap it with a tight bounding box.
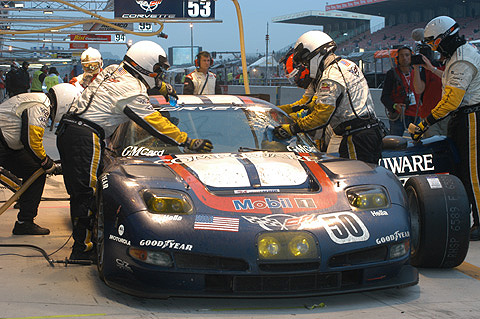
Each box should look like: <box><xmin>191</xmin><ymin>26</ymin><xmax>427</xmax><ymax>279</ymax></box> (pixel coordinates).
<box><xmin>317</xmin><ymin>212</ymin><xmax>370</xmax><ymax>244</ymax></box>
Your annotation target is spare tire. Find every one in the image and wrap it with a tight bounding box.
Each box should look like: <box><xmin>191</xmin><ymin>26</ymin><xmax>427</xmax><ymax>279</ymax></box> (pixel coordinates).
<box><xmin>405</xmin><ymin>174</ymin><xmax>470</xmax><ymax>268</ymax></box>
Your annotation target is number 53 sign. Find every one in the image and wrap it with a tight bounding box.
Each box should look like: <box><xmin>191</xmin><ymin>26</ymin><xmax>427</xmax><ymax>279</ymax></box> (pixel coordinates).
<box><xmin>115</xmin><ymin>0</ymin><xmax>215</xmax><ymax>19</ymax></box>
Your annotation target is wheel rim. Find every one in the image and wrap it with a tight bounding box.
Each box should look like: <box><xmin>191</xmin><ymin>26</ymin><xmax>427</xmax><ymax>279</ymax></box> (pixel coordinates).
<box><xmin>407</xmin><ymin>186</ymin><xmax>421</xmax><ymax>257</ymax></box>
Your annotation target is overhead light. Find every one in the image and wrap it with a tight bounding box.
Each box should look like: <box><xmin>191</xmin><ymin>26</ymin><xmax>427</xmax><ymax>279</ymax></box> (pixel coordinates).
<box><xmin>42</xmin><ymin>39</ymin><xmax>52</xmax><ymax>42</ymax></box>
<box><xmin>39</xmin><ymin>58</ymin><xmax>72</xmax><ymax>62</ymax></box>
<box><xmin>43</xmin><ymin>10</ymin><xmax>53</xmax><ymax>14</ymax></box>
<box><xmin>50</xmin><ymin>30</ymin><xmax>59</xmax><ymax>33</ymax></box>
<box><xmin>14</xmin><ymin>3</ymin><xmax>24</xmax><ymax>8</ymax></box>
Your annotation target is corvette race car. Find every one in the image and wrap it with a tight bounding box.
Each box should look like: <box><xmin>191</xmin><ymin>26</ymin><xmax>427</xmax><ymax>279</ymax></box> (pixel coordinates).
<box><xmin>95</xmin><ymin>95</ymin><xmax>470</xmax><ymax>298</ymax></box>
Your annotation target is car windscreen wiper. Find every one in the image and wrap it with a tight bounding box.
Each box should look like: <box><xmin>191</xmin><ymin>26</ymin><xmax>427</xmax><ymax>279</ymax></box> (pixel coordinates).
<box><xmin>238</xmin><ymin>146</ymin><xmax>264</xmax><ymax>152</ymax></box>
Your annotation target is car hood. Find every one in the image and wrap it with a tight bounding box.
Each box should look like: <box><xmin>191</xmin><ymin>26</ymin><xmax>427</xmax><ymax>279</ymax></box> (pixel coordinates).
<box><xmin>121</xmin><ymin>152</ymin><xmax>316</xmax><ymax>189</ymax></box>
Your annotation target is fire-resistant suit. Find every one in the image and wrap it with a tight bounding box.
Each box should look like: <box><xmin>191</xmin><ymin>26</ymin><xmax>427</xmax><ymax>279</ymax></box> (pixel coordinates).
<box><xmin>418</xmin><ymin>43</ymin><xmax>480</xmax><ymax>226</ymax></box>
<box><xmin>288</xmin><ymin>56</ymin><xmax>383</xmax><ymax>163</ymax></box>
<box><xmin>183</xmin><ymin>69</ymin><xmax>221</xmax><ymax>95</ymax></box>
<box><xmin>56</xmin><ymin>64</ymin><xmax>189</xmax><ymax>257</ymax></box>
<box><xmin>0</xmin><ymin>93</ymin><xmax>53</xmax><ymax>226</ymax></box>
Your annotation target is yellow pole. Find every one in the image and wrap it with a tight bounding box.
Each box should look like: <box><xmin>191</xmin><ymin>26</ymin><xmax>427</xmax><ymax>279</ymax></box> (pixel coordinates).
<box><xmin>231</xmin><ymin>0</ymin><xmax>250</xmax><ymax>94</ymax></box>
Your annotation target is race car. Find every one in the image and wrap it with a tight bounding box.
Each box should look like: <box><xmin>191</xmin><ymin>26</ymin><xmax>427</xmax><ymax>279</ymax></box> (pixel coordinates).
<box><xmin>94</xmin><ymin>95</ymin><xmax>470</xmax><ymax>298</ymax></box>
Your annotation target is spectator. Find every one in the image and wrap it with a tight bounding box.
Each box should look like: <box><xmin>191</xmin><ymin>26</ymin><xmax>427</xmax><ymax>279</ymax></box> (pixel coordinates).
<box><xmin>412</xmin><ymin>52</ymin><xmax>447</xmax><ymax>137</ymax></box>
<box><xmin>183</xmin><ymin>51</ymin><xmax>221</xmax><ymax>94</ymax></box>
<box><xmin>31</xmin><ymin>65</ymin><xmax>48</xmax><ymax>93</ymax></box>
<box><xmin>381</xmin><ymin>46</ymin><xmax>421</xmax><ymax>136</ymax></box>
<box><xmin>6</xmin><ymin>62</ymin><xmax>29</xmax><ymax>97</ymax></box>
<box><xmin>0</xmin><ymin>70</ymin><xmax>5</xmax><ymax>101</ymax></box>
<box><xmin>43</xmin><ymin>67</ymin><xmax>63</xmax><ymax>92</ymax></box>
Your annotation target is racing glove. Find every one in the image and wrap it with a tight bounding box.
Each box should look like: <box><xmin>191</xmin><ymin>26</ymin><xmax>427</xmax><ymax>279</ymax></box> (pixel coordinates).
<box><xmin>273</xmin><ymin>124</ymin><xmax>300</xmax><ymax>139</ymax></box>
<box><xmin>408</xmin><ymin>120</ymin><xmax>429</xmax><ymax>142</ymax></box>
<box><xmin>184</xmin><ymin>138</ymin><xmax>213</xmax><ymax>153</ymax></box>
<box><xmin>156</xmin><ymin>80</ymin><xmax>179</xmax><ymax>102</ymax></box>
<box><xmin>41</xmin><ymin>157</ymin><xmax>62</xmax><ymax>175</ymax></box>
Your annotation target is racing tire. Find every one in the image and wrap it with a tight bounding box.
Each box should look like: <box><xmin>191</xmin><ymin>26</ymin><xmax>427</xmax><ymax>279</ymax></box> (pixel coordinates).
<box><xmin>405</xmin><ymin>174</ymin><xmax>470</xmax><ymax>268</ymax></box>
<box><xmin>94</xmin><ymin>191</ymin><xmax>106</xmax><ymax>281</ymax></box>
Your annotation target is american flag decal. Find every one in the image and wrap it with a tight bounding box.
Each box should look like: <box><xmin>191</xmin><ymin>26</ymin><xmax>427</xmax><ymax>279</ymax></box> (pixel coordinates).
<box><xmin>194</xmin><ymin>215</ymin><xmax>239</xmax><ymax>232</ymax></box>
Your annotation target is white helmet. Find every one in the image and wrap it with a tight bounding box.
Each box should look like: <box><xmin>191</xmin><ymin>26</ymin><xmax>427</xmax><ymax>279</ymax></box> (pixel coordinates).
<box><xmin>424</xmin><ymin>16</ymin><xmax>459</xmax><ymax>51</ymax></box>
<box><xmin>48</xmin><ymin>83</ymin><xmax>81</xmax><ymax>123</ymax></box>
<box><xmin>81</xmin><ymin>47</ymin><xmax>103</xmax><ymax>74</ymax></box>
<box><xmin>123</xmin><ymin>40</ymin><xmax>170</xmax><ymax>89</ymax></box>
<box><xmin>293</xmin><ymin>30</ymin><xmax>337</xmax><ymax>79</ymax></box>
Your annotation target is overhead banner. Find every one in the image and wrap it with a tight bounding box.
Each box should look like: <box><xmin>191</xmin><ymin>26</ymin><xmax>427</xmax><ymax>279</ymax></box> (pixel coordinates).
<box><xmin>114</xmin><ymin>0</ymin><xmax>215</xmax><ymax>19</ymax></box>
<box><xmin>69</xmin><ymin>42</ymin><xmax>88</xmax><ymax>49</ymax></box>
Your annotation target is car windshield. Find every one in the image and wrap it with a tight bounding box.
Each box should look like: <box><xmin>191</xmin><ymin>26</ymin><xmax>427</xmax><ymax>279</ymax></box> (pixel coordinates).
<box><xmin>110</xmin><ymin>102</ymin><xmax>318</xmax><ymax>155</ymax></box>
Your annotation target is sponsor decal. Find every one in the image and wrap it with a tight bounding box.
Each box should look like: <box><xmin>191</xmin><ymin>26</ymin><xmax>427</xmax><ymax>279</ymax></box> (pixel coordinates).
<box><xmin>243</xmin><ymin>213</ymin><xmax>316</xmax><ymax>231</ymax></box>
<box><xmin>151</xmin><ymin>214</ymin><xmax>183</xmax><ymax>222</ymax></box>
<box><xmin>379</xmin><ymin>154</ymin><xmax>434</xmax><ymax>174</ymax></box>
<box><xmin>121</xmin><ymin>13</ymin><xmax>175</xmax><ymax>19</ymax></box>
<box><xmin>234</xmin><ymin>189</ymin><xmax>280</xmax><ymax>194</ymax></box>
<box><xmin>370</xmin><ymin>209</ymin><xmax>388</xmax><ymax>216</ymax></box>
<box><xmin>194</xmin><ymin>215</ymin><xmax>239</xmax><ymax>232</ymax></box>
<box><xmin>233</xmin><ymin>198</ymin><xmax>293</xmax><ymax>210</ymax></box>
<box><xmin>320</xmin><ymin>82</ymin><xmax>331</xmax><ymax>91</ymax></box>
<box><xmin>157</xmin><ymin>105</ymin><xmax>269</xmax><ymax>112</ymax></box>
<box><xmin>121</xmin><ymin>146</ymin><xmax>165</xmax><ymax>157</ymax></box>
<box><xmin>139</xmin><ymin>239</ymin><xmax>193</xmax><ymax>250</ymax></box>
<box><xmin>100</xmin><ymin>174</ymin><xmax>109</xmax><ymax>189</ymax></box>
<box><xmin>118</xmin><ymin>224</ymin><xmax>124</xmax><ymax>236</ymax></box>
<box><xmin>153</xmin><ymin>152</ymin><xmax>322</xmax><ymax>165</ymax></box>
<box><xmin>427</xmin><ymin>176</ymin><xmax>442</xmax><ymax>189</ymax></box>
<box><xmin>136</xmin><ymin>0</ymin><xmax>163</xmax><ymax>12</ymax></box>
<box><xmin>115</xmin><ymin>259</ymin><xmax>133</xmax><ymax>272</ymax></box>
<box><xmin>375</xmin><ymin>230</ymin><xmax>410</xmax><ymax>245</ymax></box>
<box><xmin>233</xmin><ymin>197</ymin><xmax>316</xmax><ymax>210</ymax></box>
<box><xmin>286</xmin><ymin>145</ymin><xmax>316</xmax><ymax>153</ymax></box>
<box><xmin>109</xmin><ymin>234</ymin><xmax>131</xmax><ymax>246</ymax></box>
<box><xmin>317</xmin><ymin>212</ymin><xmax>370</xmax><ymax>244</ymax></box>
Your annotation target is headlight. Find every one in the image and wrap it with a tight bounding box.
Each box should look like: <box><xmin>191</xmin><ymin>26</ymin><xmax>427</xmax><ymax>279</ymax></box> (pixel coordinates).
<box><xmin>389</xmin><ymin>240</ymin><xmax>410</xmax><ymax>259</ymax></box>
<box><xmin>257</xmin><ymin>231</ymin><xmax>317</xmax><ymax>260</ymax></box>
<box><xmin>129</xmin><ymin>247</ymin><xmax>173</xmax><ymax>267</ymax></box>
<box><xmin>141</xmin><ymin>189</ymin><xmax>194</xmax><ymax>215</ymax></box>
<box><xmin>346</xmin><ymin>185</ymin><xmax>390</xmax><ymax>210</ymax></box>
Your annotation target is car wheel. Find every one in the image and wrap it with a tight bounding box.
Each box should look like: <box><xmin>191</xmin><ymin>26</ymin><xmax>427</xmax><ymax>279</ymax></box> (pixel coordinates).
<box><xmin>95</xmin><ymin>191</ymin><xmax>106</xmax><ymax>280</ymax></box>
<box><xmin>405</xmin><ymin>174</ymin><xmax>470</xmax><ymax>268</ymax></box>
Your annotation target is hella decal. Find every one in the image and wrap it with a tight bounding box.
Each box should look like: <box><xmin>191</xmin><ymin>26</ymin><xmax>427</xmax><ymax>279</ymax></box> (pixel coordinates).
<box><xmin>139</xmin><ymin>239</ymin><xmax>193</xmax><ymax>251</ymax></box>
<box><xmin>121</xmin><ymin>146</ymin><xmax>165</xmax><ymax>157</ymax></box>
<box><xmin>109</xmin><ymin>234</ymin><xmax>131</xmax><ymax>246</ymax></box>
<box><xmin>370</xmin><ymin>209</ymin><xmax>388</xmax><ymax>217</ymax></box>
<box><xmin>234</xmin><ymin>197</ymin><xmax>316</xmax><ymax>210</ymax></box>
<box><xmin>376</xmin><ymin>230</ymin><xmax>410</xmax><ymax>245</ymax></box>
<box><xmin>243</xmin><ymin>214</ymin><xmax>316</xmax><ymax>231</ymax></box>
<box><xmin>379</xmin><ymin>154</ymin><xmax>434</xmax><ymax>174</ymax></box>
<box><xmin>318</xmin><ymin>212</ymin><xmax>370</xmax><ymax>244</ymax></box>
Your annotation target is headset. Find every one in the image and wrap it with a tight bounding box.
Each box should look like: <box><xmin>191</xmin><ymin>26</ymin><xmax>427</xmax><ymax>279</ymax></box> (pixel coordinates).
<box><xmin>195</xmin><ymin>51</ymin><xmax>214</xmax><ymax>68</ymax></box>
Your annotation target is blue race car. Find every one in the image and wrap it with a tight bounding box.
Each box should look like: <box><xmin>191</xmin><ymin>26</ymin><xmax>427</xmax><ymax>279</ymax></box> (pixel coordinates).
<box><xmin>95</xmin><ymin>95</ymin><xmax>470</xmax><ymax>298</ymax></box>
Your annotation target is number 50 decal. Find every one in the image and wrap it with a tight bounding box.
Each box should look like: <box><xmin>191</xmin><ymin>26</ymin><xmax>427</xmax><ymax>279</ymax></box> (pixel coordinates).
<box><xmin>187</xmin><ymin>0</ymin><xmax>212</xmax><ymax>18</ymax></box>
<box><xmin>318</xmin><ymin>212</ymin><xmax>370</xmax><ymax>244</ymax></box>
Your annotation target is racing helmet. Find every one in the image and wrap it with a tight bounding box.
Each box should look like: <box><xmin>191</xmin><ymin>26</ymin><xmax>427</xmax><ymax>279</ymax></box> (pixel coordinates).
<box><xmin>123</xmin><ymin>40</ymin><xmax>170</xmax><ymax>89</ymax></box>
<box><xmin>423</xmin><ymin>16</ymin><xmax>459</xmax><ymax>52</ymax></box>
<box><xmin>81</xmin><ymin>47</ymin><xmax>103</xmax><ymax>74</ymax></box>
<box><xmin>293</xmin><ymin>31</ymin><xmax>337</xmax><ymax>79</ymax></box>
<box><xmin>48</xmin><ymin>83</ymin><xmax>81</xmax><ymax>123</ymax></box>
<box><xmin>281</xmin><ymin>52</ymin><xmax>311</xmax><ymax>89</ymax></box>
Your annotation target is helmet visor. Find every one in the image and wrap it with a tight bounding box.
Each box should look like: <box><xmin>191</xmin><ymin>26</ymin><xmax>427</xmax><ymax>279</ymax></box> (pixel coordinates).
<box><xmin>82</xmin><ymin>61</ymin><xmax>101</xmax><ymax>73</ymax></box>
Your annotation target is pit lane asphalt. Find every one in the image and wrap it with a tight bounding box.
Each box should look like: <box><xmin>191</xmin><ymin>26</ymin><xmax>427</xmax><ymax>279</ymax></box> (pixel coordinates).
<box><xmin>1</xmin><ymin>130</ymin><xmax>480</xmax><ymax>319</ymax></box>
